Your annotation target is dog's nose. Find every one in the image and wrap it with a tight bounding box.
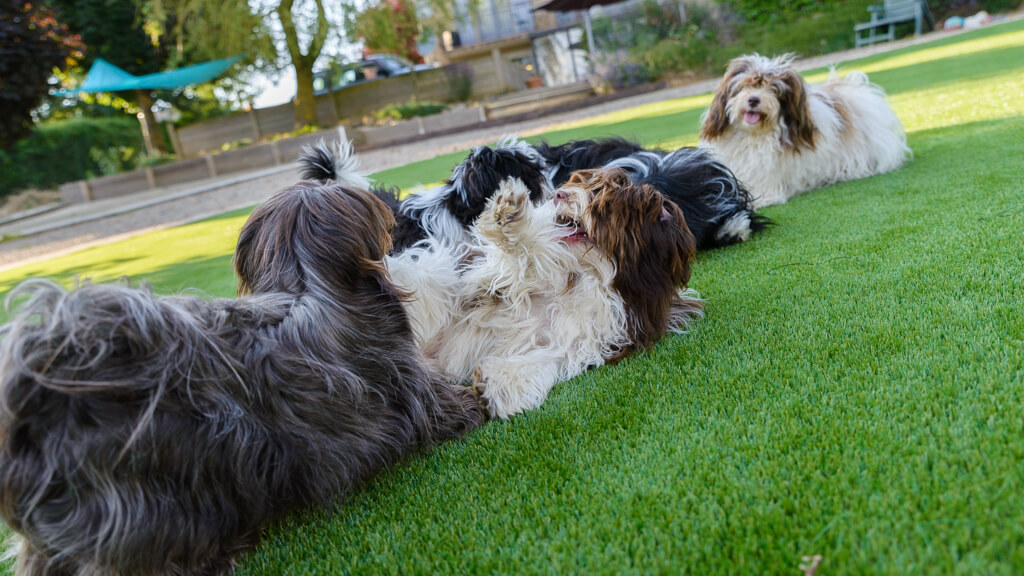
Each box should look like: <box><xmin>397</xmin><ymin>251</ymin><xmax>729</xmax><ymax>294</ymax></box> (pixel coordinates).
<box><xmin>554</xmin><ymin>190</ymin><xmax>568</xmax><ymax>204</ymax></box>
<box><xmin>747</xmin><ymin>96</ymin><xmax>760</xmax><ymax>108</ymax></box>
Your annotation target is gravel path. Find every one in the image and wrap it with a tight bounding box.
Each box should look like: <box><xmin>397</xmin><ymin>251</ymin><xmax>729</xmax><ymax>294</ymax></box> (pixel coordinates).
<box><xmin>0</xmin><ymin>20</ymin><xmax>1004</xmax><ymax>273</ymax></box>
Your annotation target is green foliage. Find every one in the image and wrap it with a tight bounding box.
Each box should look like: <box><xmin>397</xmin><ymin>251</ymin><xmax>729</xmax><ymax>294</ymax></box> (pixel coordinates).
<box><xmin>727</xmin><ymin>0</ymin><xmax>833</xmax><ymax>25</ymax></box>
<box><xmin>0</xmin><ymin>0</ymin><xmax>84</xmax><ymax>148</ymax></box>
<box><xmin>349</xmin><ymin>0</ymin><xmax>423</xmax><ymax>62</ymax></box>
<box><xmin>50</xmin><ymin>0</ymin><xmax>161</xmax><ymax>76</ymax></box>
<box><xmin>219</xmin><ymin>138</ymin><xmax>254</xmax><ymax>152</ymax></box>
<box><xmin>592</xmin><ymin>0</ymin><xmax>725</xmax><ymax>83</ymax></box>
<box><xmin>267</xmin><ymin>125</ymin><xmax>321</xmax><ymax>142</ymax></box>
<box><xmin>135</xmin><ymin>0</ymin><xmax>275</xmax><ymax>70</ymax></box>
<box><xmin>733</xmin><ymin>0</ymin><xmax>875</xmax><ymax>57</ymax></box>
<box><xmin>593</xmin><ymin>0</ymin><xmax>880</xmax><ymax>82</ymax></box>
<box><xmin>0</xmin><ymin>117</ymin><xmax>144</xmax><ymax>196</ymax></box>
<box><xmin>88</xmin><ymin>145</ymin><xmax>140</xmax><ymax>176</ymax></box>
<box><xmin>929</xmin><ymin>0</ymin><xmax>1022</xmax><ymax>18</ymax></box>
<box><xmin>374</xmin><ymin>102</ymin><xmax>446</xmax><ymax>123</ymax></box>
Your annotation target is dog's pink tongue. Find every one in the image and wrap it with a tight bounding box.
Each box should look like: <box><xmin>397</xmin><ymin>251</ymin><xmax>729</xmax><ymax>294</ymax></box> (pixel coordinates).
<box><xmin>744</xmin><ymin>111</ymin><xmax>761</xmax><ymax>124</ymax></box>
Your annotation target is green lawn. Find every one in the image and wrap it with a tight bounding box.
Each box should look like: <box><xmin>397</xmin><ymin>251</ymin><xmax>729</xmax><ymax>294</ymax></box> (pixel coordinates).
<box><xmin>3</xmin><ymin>20</ymin><xmax>1024</xmax><ymax>575</ymax></box>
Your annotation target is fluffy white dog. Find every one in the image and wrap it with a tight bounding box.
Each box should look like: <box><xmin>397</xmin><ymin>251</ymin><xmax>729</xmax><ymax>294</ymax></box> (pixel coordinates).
<box><xmin>700</xmin><ymin>53</ymin><xmax>911</xmax><ymax>208</ymax></box>
<box><xmin>392</xmin><ymin>169</ymin><xmax>703</xmax><ymax>418</ymax></box>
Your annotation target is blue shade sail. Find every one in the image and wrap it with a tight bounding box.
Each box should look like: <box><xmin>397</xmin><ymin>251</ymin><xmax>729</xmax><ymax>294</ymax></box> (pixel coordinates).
<box><xmin>57</xmin><ymin>56</ymin><xmax>243</xmax><ymax>94</ymax></box>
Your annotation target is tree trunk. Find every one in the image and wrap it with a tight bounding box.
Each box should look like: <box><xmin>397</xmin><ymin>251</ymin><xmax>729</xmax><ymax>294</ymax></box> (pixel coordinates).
<box><xmin>277</xmin><ymin>0</ymin><xmax>328</xmax><ymax>130</ymax></box>
<box><xmin>293</xmin><ymin>66</ymin><xmax>319</xmax><ymax>129</ymax></box>
<box><xmin>135</xmin><ymin>89</ymin><xmax>169</xmax><ymax>154</ymax></box>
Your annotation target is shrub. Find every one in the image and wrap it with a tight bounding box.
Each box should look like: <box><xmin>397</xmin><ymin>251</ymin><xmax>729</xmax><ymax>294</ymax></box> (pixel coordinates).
<box><xmin>0</xmin><ymin>116</ymin><xmax>145</xmax><ymax>197</ymax></box>
<box><xmin>928</xmin><ymin>0</ymin><xmax>1024</xmax><ymax>18</ymax></box>
<box><xmin>733</xmin><ymin>0</ymin><xmax>876</xmax><ymax>58</ymax></box>
<box><xmin>592</xmin><ymin>0</ymin><xmax>731</xmax><ymax>81</ymax></box>
<box><xmin>591</xmin><ymin>0</ymin><xmax>890</xmax><ymax>84</ymax></box>
<box><xmin>592</xmin><ymin>50</ymin><xmax>654</xmax><ymax>90</ymax></box>
<box><xmin>374</xmin><ymin>102</ymin><xmax>447</xmax><ymax>123</ymax></box>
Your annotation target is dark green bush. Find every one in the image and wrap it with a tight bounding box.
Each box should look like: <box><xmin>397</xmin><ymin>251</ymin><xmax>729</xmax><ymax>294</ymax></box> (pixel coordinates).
<box><xmin>928</xmin><ymin>0</ymin><xmax>1024</xmax><ymax>18</ymax></box>
<box><xmin>374</xmin><ymin>102</ymin><xmax>447</xmax><ymax>123</ymax></box>
<box><xmin>0</xmin><ymin>117</ymin><xmax>145</xmax><ymax>196</ymax></box>
<box><xmin>733</xmin><ymin>0</ymin><xmax>876</xmax><ymax>58</ymax></box>
<box><xmin>593</xmin><ymin>0</ymin><xmax>882</xmax><ymax>83</ymax></box>
<box><xmin>728</xmin><ymin>0</ymin><xmax>836</xmax><ymax>25</ymax></box>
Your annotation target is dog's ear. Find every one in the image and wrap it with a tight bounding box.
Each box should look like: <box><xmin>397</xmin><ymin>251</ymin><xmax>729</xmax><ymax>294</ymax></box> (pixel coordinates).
<box><xmin>235</xmin><ymin>183</ymin><xmax>395</xmax><ymax>296</ymax></box>
<box><xmin>565</xmin><ymin>169</ymin><xmax>596</xmax><ymax>187</ymax></box>
<box><xmin>701</xmin><ymin>59</ymin><xmax>748</xmax><ymax>141</ymax></box>
<box><xmin>778</xmin><ymin>69</ymin><xmax>816</xmax><ymax>151</ymax></box>
<box><xmin>587</xmin><ymin>176</ymin><xmax>696</xmax><ymax>349</ymax></box>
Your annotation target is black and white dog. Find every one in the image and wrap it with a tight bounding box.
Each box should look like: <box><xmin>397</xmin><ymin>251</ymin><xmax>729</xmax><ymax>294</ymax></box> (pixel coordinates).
<box><xmin>303</xmin><ymin>136</ymin><xmax>769</xmax><ymax>252</ymax></box>
<box><xmin>302</xmin><ymin>137</ymin><xmax>551</xmax><ymax>253</ymax></box>
<box><xmin>537</xmin><ymin>138</ymin><xmax>771</xmax><ymax>249</ymax></box>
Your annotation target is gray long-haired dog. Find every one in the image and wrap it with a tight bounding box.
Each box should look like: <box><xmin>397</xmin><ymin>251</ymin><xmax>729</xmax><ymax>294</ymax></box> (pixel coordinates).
<box><xmin>0</xmin><ymin>179</ymin><xmax>486</xmax><ymax>575</ymax></box>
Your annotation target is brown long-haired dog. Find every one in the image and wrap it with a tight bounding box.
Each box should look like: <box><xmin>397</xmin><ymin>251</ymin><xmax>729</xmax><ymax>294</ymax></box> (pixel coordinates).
<box><xmin>422</xmin><ymin>168</ymin><xmax>702</xmax><ymax>418</ymax></box>
<box><xmin>699</xmin><ymin>53</ymin><xmax>910</xmax><ymax>208</ymax></box>
<box><xmin>0</xmin><ymin>181</ymin><xmax>485</xmax><ymax>575</ymax></box>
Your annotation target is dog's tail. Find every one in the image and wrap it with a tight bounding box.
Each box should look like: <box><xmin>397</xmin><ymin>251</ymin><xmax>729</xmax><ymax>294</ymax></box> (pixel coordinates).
<box><xmin>299</xmin><ymin>139</ymin><xmax>372</xmax><ymax>191</ymax></box>
<box><xmin>0</xmin><ymin>279</ymin><xmax>224</xmax><ymax>434</ymax></box>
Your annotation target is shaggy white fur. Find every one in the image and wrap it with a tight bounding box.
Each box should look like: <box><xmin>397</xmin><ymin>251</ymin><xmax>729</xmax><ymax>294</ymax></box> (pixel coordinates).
<box><xmin>394</xmin><ymin>175</ymin><xmax>702</xmax><ymax>419</ymax></box>
<box><xmin>700</xmin><ymin>53</ymin><xmax>911</xmax><ymax>208</ymax></box>
<box><xmin>437</xmin><ymin>179</ymin><xmax>631</xmax><ymax>417</ymax></box>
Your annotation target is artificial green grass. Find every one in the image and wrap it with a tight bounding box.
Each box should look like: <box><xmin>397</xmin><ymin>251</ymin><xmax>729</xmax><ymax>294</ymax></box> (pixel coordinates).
<box><xmin>3</xmin><ymin>19</ymin><xmax>1024</xmax><ymax>575</ymax></box>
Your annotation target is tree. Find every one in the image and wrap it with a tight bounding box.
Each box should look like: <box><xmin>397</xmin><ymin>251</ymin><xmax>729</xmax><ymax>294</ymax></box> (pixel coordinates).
<box><xmin>0</xmin><ymin>0</ymin><xmax>83</xmax><ymax>149</ymax></box>
<box><xmin>135</xmin><ymin>0</ymin><xmax>275</xmax><ymax>72</ymax></box>
<box><xmin>351</xmin><ymin>0</ymin><xmax>423</xmax><ymax>63</ymax></box>
<box><xmin>275</xmin><ymin>0</ymin><xmax>330</xmax><ymax>129</ymax></box>
<box><xmin>50</xmin><ymin>0</ymin><xmax>272</xmax><ymax>153</ymax></box>
<box><xmin>416</xmin><ymin>0</ymin><xmax>480</xmax><ymax>65</ymax></box>
<box><xmin>50</xmin><ymin>0</ymin><xmax>171</xmax><ymax>151</ymax></box>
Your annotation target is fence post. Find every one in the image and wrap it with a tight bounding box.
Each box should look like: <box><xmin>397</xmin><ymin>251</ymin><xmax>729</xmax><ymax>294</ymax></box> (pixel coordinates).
<box><xmin>249</xmin><ymin>110</ymin><xmax>263</xmax><ymax>142</ymax></box>
<box><xmin>80</xmin><ymin>180</ymin><xmax>94</xmax><ymax>202</ymax></box>
<box><xmin>145</xmin><ymin>167</ymin><xmax>157</xmax><ymax>190</ymax></box>
<box><xmin>205</xmin><ymin>155</ymin><xmax>218</xmax><ymax>178</ymax></box>
<box><xmin>491</xmin><ymin>47</ymin><xmax>507</xmax><ymax>92</ymax></box>
<box><xmin>270</xmin><ymin>140</ymin><xmax>282</xmax><ymax>165</ymax></box>
<box><xmin>166</xmin><ymin>123</ymin><xmax>184</xmax><ymax>157</ymax></box>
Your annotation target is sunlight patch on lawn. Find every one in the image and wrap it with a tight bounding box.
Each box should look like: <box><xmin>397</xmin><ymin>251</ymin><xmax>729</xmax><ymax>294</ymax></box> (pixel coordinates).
<box><xmin>894</xmin><ymin>70</ymin><xmax>1024</xmax><ymax>133</ymax></box>
<box><xmin>803</xmin><ymin>27</ymin><xmax>1024</xmax><ymax>84</ymax></box>
<box><xmin>0</xmin><ymin>212</ymin><xmax>251</xmax><ymax>297</ymax></box>
<box><xmin>543</xmin><ymin>93</ymin><xmax>712</xmax><ymax>134</ymax></box>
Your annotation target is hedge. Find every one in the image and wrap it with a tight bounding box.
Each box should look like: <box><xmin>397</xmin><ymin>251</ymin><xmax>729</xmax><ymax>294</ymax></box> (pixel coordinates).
<box><xmin>0</xmin><ymin>116</ymin><xmax>145</xmax><ymax>197</ymax></box>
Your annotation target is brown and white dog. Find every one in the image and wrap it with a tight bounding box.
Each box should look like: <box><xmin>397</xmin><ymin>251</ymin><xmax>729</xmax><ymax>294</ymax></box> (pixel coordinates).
<box><xmin>699</xmin><ymin>53</ymin><xmax>910</xmax><ymax>208</ymax></box>
<box><xmin>399</xmin><ymin>169</ymin><xmax>703</xmax><ymax>418</ymax></box>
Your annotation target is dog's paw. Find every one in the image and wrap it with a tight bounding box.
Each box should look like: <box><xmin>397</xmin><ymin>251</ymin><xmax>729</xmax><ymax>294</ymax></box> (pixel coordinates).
<box><xmin>489</xmin><ymin>178</ymin><xmax>531</xmax><ymax>228</ymax></box>
<box><xmin>472</xmin><ymin>366</ymin><xmax>492</xmax><ymax>414</ymax></box>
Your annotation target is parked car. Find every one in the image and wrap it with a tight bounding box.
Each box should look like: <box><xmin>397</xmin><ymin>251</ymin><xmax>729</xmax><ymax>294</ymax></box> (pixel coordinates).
<box><xmin>313</xmin><ymin>54</ymin><xmax>435</xmax><ymax>95</ymax></box>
